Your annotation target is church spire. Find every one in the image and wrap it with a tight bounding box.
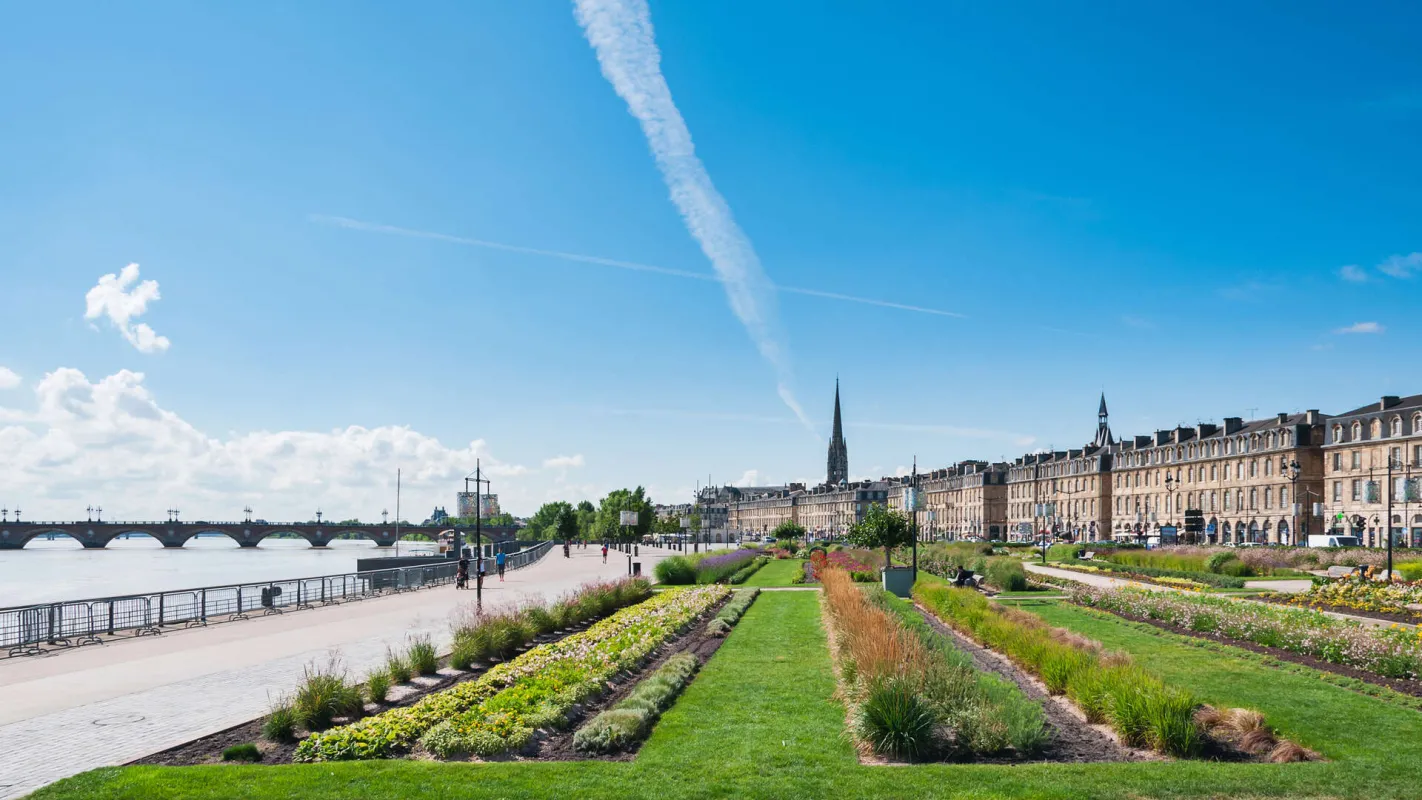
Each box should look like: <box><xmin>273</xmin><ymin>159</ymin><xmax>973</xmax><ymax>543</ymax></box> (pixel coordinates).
<box><xmin>1092</xmin><ymin>393</ymin><xmax>1115</xmax><ymax>449</ymax></box>
<box><xmin>827</xmin><ymin>379</ymin><xmax>849</xmax><ymax>485</ymax></box>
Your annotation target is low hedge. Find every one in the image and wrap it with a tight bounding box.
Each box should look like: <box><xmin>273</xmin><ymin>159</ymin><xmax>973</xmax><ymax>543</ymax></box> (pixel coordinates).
<box><xmin>728</xmin><ymin>557</ymin><xmax>769</xmax><ymax>585</ymax></box>
<box><xmin>573</xmin><ymin>652</ymin><xmax>700</xmax><ymax>753</ymax></box>
<box><xmin>983</xmin><ymin>557</ymin><xmax>1029</xmax><ymax>591</ymax></box>
<box><xmin>706</xmin><ymin>588</ymin><xmax>759</xmax><ymax>636</ymax></box>
<box><xmin>1081</xmin><ymin>560</ymin><xmax>1246</xmax><ymax>589</ymax></box>
<box><xmin>1047</xmin><ymin>543</ymin><xmax>1085</xmax><ymax>562</ymax></box>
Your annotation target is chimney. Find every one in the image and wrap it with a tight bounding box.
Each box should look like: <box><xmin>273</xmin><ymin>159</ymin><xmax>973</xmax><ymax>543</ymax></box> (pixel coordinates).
<box><xmin>1155</xmin><ymin>430</ymin><xmax>1171</xmax><ymax>446</ymax></box>
<box><xmin>1277</xmin><ymin>412</ymin><xmax>1289</xmax><ymax>425</ymax></box>
<box><xmin>1381</xmin><ymin>396</ymin><xmax>1401</xmax><ymax>410</ymax></box>
<box><xmin>1306</xmin><ymin>410</ymin><xmax>1321</xmax><ymax>425</ymax></box>
<box><xmin>1135</xmin><ymin>435</ymin><xmax>1152</xmax><ymax>447</ymax></box>
<box><xmin>1197</xmin><ymin>422</ymin><xmax>1218</xmax><ymax>438</ymax></box>
<box><xmin>1224</xmin><ymin>417</ymin><xmax>1244</xmax><ymax>434</ymax></box>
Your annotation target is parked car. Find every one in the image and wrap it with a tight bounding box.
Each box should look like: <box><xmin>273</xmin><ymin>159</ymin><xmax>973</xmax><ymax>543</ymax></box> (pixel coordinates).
<box><xmin>1307</xmin><ymin>534</ymin><xmax>1362</xmax><ymax>548</ymax></box>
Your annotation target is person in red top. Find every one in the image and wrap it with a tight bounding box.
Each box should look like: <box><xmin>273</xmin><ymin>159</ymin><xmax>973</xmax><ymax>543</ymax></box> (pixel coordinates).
<box><xmin>601</xmin><ymin>543</ymin><xmax>608</xmax><ymax>563</ymax></box>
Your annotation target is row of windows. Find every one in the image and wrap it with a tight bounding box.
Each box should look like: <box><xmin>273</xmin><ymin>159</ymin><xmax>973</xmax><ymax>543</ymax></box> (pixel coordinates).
<box><xmin>1332</xmin><ymin>413</ymin><xmax>1422</xmax><ymax>444</ymax></box>
<box><xmin>1329</xmin><ymin>446</ymin><xmax>1422</xmax><ymax>472</ymax></box>
<box><xmin>1009</xmin><ymin>499</ymin><xmax>1099</xmax><ymax>519</ymax></box>
<box><xmin>1113</xmin><ymin>487</ymin><xmax>1292</xmax><ymax>515</ymax></box>
<box><xmin>1114</xmin><ymin>457</ymin><xmax>1300</xmax><ymax>490</ymax></box>
<box><xmin>1331</xmin><ymin>477</ymin><xmax>1422</xmax><ymax>503</ymax></box>
<box><xmin>1117</xmin><ymin>429</ymin><xmax>1297</xmax><ymax>469</ymax></box>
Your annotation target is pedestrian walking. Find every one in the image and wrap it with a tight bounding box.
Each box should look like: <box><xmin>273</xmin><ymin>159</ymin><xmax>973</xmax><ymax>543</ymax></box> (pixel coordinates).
<box><xmin>456</xmin><ymin>556</ymin><xmax>469</xmax><ymax>590</ymax></box>
<box><xmin>496</xmin><ymin>549</ymin><xmax>507</xmax><ymax>581</ymax></box>
<box><xmin>601</xmin><ymin>543</ymin><xmax>608</xmax><ymax>563</ymax></box>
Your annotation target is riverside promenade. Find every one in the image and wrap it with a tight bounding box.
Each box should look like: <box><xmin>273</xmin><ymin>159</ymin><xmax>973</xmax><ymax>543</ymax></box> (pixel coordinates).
<box><xmin>0</xmin><ymin>544</ymin><xmax>697</xmax><ymax>799</ymax></box>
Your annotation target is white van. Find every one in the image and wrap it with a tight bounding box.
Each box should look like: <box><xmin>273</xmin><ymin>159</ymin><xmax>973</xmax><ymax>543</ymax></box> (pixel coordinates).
<box><xmin>1307</xmin><ymin>535</ymin><xmax>1362</xmax><ymax>548</ymax></box>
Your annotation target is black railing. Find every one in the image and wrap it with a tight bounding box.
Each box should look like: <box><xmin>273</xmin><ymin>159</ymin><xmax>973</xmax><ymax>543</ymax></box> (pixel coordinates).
<box><xmin>0</xmin><ymin>541</ymin><xmax>553</xmax><ymax>658</ymax></box>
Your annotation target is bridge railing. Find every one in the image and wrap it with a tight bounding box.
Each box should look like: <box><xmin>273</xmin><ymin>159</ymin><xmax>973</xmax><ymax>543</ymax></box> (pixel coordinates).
<box><xmin>0</xmin><ymin>541</ymin><xmax>554</xmax><ymax>658</ymax></box>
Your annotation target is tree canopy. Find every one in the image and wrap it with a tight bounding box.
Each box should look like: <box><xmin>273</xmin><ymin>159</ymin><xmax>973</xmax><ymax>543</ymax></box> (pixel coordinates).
<box><xmin>524</xmin><ymin>502</ymin><xmax>573</xmax><ymax>540</ymax></box>
<box><xmin>771</xmin><ymin>520</ymin><xmax>807</xmax><ymax>541</ymax></box>
<box><xmin>847</xmin><ymin>503</ymin><xmax>911</xmax><ymax>568</ymax></box>
<box><xmin>594</xmin><ymin>486</ymin><xmax>654</xmax><ymax>541</ymax></box>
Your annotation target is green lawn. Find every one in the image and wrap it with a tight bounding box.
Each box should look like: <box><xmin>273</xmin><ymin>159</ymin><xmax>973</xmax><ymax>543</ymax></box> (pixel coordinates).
<box><xmin>32</xmin><ymin>592</ymin><xmax>1422</xmax><ymax>799</ymax></box>
<box><xmin>739</xmin><ymin>558</ymin><xmax>805</xmax><ymax>587</ymax></box>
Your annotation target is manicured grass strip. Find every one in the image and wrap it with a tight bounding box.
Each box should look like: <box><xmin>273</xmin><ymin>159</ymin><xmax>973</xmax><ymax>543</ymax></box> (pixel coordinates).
<box><xmin>740</xmin><ymin>558</ymin><xmax>806</xmax><ymax>587</ymax></box>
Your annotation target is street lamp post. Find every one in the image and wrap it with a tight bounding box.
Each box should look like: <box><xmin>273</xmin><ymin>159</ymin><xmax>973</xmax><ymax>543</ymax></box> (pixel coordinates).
<box><xmin>465</xmin><ymin>461</ymin><xmax>492</xmax><ymax>605</ymax></box>
<box><xmin>1164</xmin><ymin>473</ymin><xmax>1177</xmax><ymax>543</ymax></box>
<box><xmin>1286</xmin><ymin>459</ymin><xmax>1301</xmax><ymax>548</ymax></box>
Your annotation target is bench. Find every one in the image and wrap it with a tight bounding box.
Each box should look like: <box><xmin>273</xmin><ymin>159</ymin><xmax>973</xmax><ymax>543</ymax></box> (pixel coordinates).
<box><xmin>1079</xmin><ymin>551</ymin><xmax>1095</xmax><ymax>560</ymax></box>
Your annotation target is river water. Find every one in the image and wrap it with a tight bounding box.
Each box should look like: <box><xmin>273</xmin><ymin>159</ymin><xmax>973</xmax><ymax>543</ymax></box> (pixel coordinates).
<box><xmin>0</xmin><ymin>536</ymin><xmax>442</xmax><ymax>606</ymax></box>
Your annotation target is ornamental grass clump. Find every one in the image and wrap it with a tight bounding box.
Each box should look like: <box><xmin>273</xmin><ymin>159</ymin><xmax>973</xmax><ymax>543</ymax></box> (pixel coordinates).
<box><xmin>262</xmin><ymin>698</ymin><xmax>298</xmax><ymax>743</ymax></box>
<box><xmin>654</xmin><ymin>555</ymin><xmax>698</xmax><ymax>585</ymax></box>
<box><xmin>407</xmin><ymin>636</ymin><xmax>440</xmax><ymax>676</ymax></box>
<box><xmin>365</xmin><ymin>668</ymin><xmax>391</xmax><ymax>704</ymax></box>
<box><xmin>292</xmin><ymin>656</ymin><xmax>365</xmax><ymax>731</ymax></box>
<box><xmin>385</xmin><ymin>647</ymin><xmax>412</xmax><ymax>683</ymax></box>
<box><xmin>221</xmin><ymin>743</ymin><xmax>262</xmax><ymax>762</ymax></box>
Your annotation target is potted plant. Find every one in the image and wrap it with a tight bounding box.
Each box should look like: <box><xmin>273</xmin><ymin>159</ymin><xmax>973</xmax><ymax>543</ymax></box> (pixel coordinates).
<box><xmin>847</xmin><ymin>503</ymin><xmax>915</xmax><ymax>597</ymax></box>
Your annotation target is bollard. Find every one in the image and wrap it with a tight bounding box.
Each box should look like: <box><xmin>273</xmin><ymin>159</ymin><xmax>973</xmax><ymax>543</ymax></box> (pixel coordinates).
<box><xmin>627</xmin><ymin>554</ymin><xmax>633</xmax><ymax>575</ymax></box>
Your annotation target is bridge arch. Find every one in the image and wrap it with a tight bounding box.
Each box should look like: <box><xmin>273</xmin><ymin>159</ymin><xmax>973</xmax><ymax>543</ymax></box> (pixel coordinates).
<box><xmin>4</xmin><ymin>527</ymin><xmax>79</xmax><ymax>549</ymax></box>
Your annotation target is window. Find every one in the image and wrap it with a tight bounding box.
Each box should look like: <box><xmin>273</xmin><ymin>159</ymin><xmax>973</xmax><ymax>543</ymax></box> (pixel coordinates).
<box><xmin>1265</xmin><ymin>459</ymin><xmax>1273</xmax><ymax>477</ymax></box>
<box><xmin>1210</xmin><ymin>464</ymin><xmax>1218</xmax><ymax>480</ymax></box>
<box><xmin>1416</xmin><ymin>445</ymin><xmax>1422</xmax><ymax>465</ymax></box>
<box><xmin>1224</xmin><ymin>491</ymin><xmax>1232</xmax><ymax>511</ymax></box>
<box><xmin>1352</xmin><ymin>479</ymin><xmax>1361</xmax><ymax>501</ymax></box>
<box><xmin>1249</xmin><ymin>460</ymin><xmax>1258</xmax><ymax>478</ymax></box>
<box><xmin>1333</xmin><ymin>482</ymin><xmax>1342</xmax><ymax>502</ymax></box>
<box><xmin>1333</xmin><ymin>425</ymin><xmax>1344</xmax><ymax>443</ymax></box>
<box><xmin>1188</xmin><ymin>466</ymin><xmax>1194</xmax><ymax>482</ymax></box>
<box><xmin>1392</xmin><ymin>417</ymin><xmax>1403</xmax><ymax>437</ymax></box>
<box><xmin>1249</xmin><ymin>488</ymin><xmax>1258</xmax><ymax>510</ymax></box>
<box><xmin>1352</xmin><ymin>451</ymin><xmax>1362</xmax><ymax>470</ymax></box>
<box><xmin>1372</xmin><ymin>419</ymin><xmax>1382</xmax><ymax>439</ymax></box>
<box><xmin>1281</xmin><ymin>487</ymin><xmax>1289</xmax><ymax>508</ymax></box>
<box><xmin>1332</xmin><ymin>453</ymin><xmax>1342</xmax><ymax>472</ymax></box>
<box><xmin>1237</xmin><ymin>462</ymin><xmax>1244</xmax><ymax>480</ymax></box>
<box><xmin>1352</xmin><ymin>422</ymin><xmax>1362</xmax><ymax>441</ymax></box>
<box><xmin>1210</xmin><ymin>491</ymin><xmax>1218</xmax><ymax>511</ymax></box>
<box><xmin>1264</xmin><ymin>488</ymin><xmax>1272</xmax><ymax>509</ymax></box>
<box><xmin>1391</xmin><ymin>446</ymin><xmax>1402</xmax><ymax>465</ymax></box>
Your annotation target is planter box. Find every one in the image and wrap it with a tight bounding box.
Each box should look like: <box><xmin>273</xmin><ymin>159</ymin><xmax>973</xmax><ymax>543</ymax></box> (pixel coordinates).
<box><xmin>882</xmin><ymin>566</ymin><xmax>915</xmax><ymax>598</ymax></box>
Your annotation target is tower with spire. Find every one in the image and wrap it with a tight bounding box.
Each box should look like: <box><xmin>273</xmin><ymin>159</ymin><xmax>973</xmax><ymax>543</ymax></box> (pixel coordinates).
<box><xmin>1092</xmin><ymin>392</ymin><xmax>1115</xmax><ymax>449</ymax></box>
<box><xmin>827</xmin><ymin>380</ymin><xmax>849</xmax><ymax>484</ymax></box>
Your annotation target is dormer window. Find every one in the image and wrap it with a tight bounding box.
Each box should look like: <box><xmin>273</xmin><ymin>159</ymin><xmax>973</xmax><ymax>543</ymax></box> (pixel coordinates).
<box><xmin>1333</xmin><ymin>425</ymin><xmax>1344</xmax><ymax>443</ymax></box>
<box><xmin>1391</xmin><ymin>416</ymin><xmax>1403</xmax><ymax>438</ymax></box>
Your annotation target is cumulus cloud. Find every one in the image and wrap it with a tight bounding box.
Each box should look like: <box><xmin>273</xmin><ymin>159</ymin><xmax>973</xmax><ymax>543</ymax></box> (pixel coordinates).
<box><xmin>0</xmin><ymin>368</ymin><xmax>545</xmax><ymax>520</ymax></box>
<box><xmin>0</xmin><ymin>367</ymin><xmax>20</xmax><ymax>390</ymax></box>
<box><xmin>542</xmin><ymin>454</ymin><xmax>585</xmax><ymax>469</ymax></box>
<box><xmin>572</xmin><ymin>0</ymin><xmax>814</xmax><ymax>434</ymax></box>
<box><xmin>734</xmin><ymin>469</ymin><xmax>764</xmax><ymax>486</ymax></box>
<box><xmin>1334</xmin><ymin>321</ymin><xmax>1385</xmax><ymax>335</ymax></box>
<box><xmin>84</xmin><ymin>264</ymin><xmax>171</xmax><ymax>353</ymax></box>
<box><xmin>1338</xmin><ymin>264</ymin><xmax>1369</xmax><ymax>282</ymax></box>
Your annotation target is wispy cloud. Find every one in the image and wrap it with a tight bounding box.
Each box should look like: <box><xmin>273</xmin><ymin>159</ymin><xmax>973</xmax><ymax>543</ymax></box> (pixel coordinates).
<box><xmin>312</xmin><ymin>215</ymin><xmax>966</xmax><ymax>319</ymax></box>
<box><xmin>1338</xmin><ymin>264</ymin><xmax>1369</xmax><ymax>283</ymax></box>
<box><xmin>0</xmin><ymin>367</ymin><xmax>20</xmax><ymax>390</ymax></box>
<box><xmin>84</xmin><ymin>264</ymin><xmax>171</xmax><ymax>353</ymax></box>
<box><xmin>1378</xmin><ymin>252</ymin><xmax>1422</xmax><ymax>279</ymax></box>
<box><xmin>1334</xmin><ymin>321</ymin><xmax>1385</xmax><ymax>335</ymax></box>
<box><xmin>542</xmin><ymin>454</ymin><xmax>585</xmax><ymax>469</ymax></box>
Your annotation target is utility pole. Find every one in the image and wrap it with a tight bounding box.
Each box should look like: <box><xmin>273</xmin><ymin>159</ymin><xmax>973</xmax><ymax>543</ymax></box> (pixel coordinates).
<box><xmin>465</xmin><ymin>462</ymin><xmax>492</xmax><ymax>605</ymax></box>
<box><xmin>395</xmin><ymin>468</ymin><xmax>401</xmax><ymax>557</ymax></box>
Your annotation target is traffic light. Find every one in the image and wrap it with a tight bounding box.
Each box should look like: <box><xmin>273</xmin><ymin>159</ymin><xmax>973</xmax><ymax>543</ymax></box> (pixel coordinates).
<box><xmin>1183</xmin><ymin>509</ymin><xmax>1204</xmax><ymax>534</ymax></box>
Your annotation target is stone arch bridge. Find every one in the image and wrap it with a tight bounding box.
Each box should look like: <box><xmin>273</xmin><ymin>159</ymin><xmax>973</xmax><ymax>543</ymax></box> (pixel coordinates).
<box><xmin>0</xmin><ymin>522</ymin><xmax>518</xmax><ymax>550</ymax></box>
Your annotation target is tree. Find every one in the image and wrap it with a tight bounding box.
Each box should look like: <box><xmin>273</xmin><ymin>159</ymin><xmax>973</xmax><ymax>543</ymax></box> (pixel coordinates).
<box><xmin>594</xmin><ymin>487</ymin><xmax>654</xmax><ymax>542</ymax></box>
<box><xmin>847</xmin><ymin>503</ymin><xmax>912</xmax><ymax>571</ymax></box>
<box><xmin>771</xmin><ymin>520</ymin><xmax>806</xmax><ymax>541</ymax></box>
<box><xmin>525</xmin><ymin>502</ymin><xmax>573</xmax><ymax>540</ymax></box>
<box><xmin>576</xmin><ymin>500</ymin><xmax>597</xmax><ymax>541</ymax></box>
<box><xmin>554</xmin><ymin>505</ymin><xmax>579</xmax><ymax>542</ymax></box>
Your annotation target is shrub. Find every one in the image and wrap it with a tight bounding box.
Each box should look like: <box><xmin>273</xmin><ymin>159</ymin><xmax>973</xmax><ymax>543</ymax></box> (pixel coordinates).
<box><xmin>365</xmin><ymin>669</ymin><xmax>391</xmax><ymax>704</ymax></box>
<box><xmin>221</xmin><ymin>743</ymin><xmax>262</xmax><ymax>762</ymax></box>
<box><xmin>984</xmin><ymin>557</ymin><xmax>1029</xmax><ymax>591</ymax></box>
<box><xmin>262</xmin><ymin>700</ymin><xmax>298</xmax><ymax>743</ymax></box>
<box><xmin>1047</xmin><ymin>543</ymin><xmax>1084</xmax><ymax>562</ymax></box>
<box><xmin>654</xmin><ymin>556</ymin><xmax>697</xmax><ymax>585</ymax></box>
<box><xmin>729</xmin><ymin>556</ymin><xmax>769</xmax><ymax>584</ymax></box>
<box><xmin>705</xmin><ymin>618</ymin><xmax>732</xmax><ymax>637</ymax></box>
<box><xmin>855</xmin><ymin>676</ymin><xmax>937</xmax><ymax>761</ymax></box>
<box><xmin>293</xmin><ymin>657</ymin><xmax>364</xmax><ymax>731</ymax></box>
<box><xmin>407</xmin><ymin>636</ymin><xmax>440</xmax><ymax>676</ymax></box>
<box><xmin>695</xmin><ymin>549</ymin><xmax>761</xmax><ymax>584</ymax></box>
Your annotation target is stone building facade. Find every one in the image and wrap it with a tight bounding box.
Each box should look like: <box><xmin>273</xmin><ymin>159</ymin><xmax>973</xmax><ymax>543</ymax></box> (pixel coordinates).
<box><xmin>1108</xmin><ymin>411</ymin><xmax>1326</xmax><ymax>545</ymax></box>
<box><xmin>1322</xmin><ymin>395</ymin><xmax>1422</xmax><ymax>548</ymax></box>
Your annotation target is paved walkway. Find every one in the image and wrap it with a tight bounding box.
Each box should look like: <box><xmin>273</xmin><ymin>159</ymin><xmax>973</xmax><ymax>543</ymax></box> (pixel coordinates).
<box><xmin>0</xmin><ymin>545</ymin><xmax>683</xmax><ymax>800</ymax></box>
<box><xmin>1025</xmin><ymin>563</ymin><xmax>1408</xmax><ymax>631</ymax></box>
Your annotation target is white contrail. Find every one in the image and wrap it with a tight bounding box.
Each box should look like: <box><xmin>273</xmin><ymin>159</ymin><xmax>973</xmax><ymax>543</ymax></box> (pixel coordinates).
<box><xmin>572</xmin><ymin>0</ymin><xmax>815</xmax><ymax>433</ymax></box>
<box><xmin>312</xmin><ymin>214</ymin><xmax>965</xmax><ymax>318</ymax></box>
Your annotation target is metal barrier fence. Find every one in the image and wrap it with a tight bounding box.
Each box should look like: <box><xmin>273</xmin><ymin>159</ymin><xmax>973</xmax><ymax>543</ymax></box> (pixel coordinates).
<box><xmin>0</xmin><ymin>541</ymin><xmax>553</xmax><ymax>658</ymax></box>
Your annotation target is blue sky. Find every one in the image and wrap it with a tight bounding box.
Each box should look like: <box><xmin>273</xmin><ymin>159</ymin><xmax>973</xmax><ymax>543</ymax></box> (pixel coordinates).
<box><xmin>2</xmin><ymin>1</ymin><xmax>1419</xmax><ymax>520</ymax></box>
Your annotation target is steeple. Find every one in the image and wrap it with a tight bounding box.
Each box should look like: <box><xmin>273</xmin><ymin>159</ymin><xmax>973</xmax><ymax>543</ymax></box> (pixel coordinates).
<box><xmin>1092</xmin><ymin>392</ymin><xmax>1115</xmax><ymax>449</ymax></box>
<box><xmin>827</xmin><ymin>379</ymin><xmax>849</xmax><ymax>485</ymax></box>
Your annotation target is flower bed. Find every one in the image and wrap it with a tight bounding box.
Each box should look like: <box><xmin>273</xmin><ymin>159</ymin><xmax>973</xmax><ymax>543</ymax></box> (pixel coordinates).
<box><xmin>1053</xmin><ymin>560</ymin><xmax>1244</xmax><ymax>590</ymax></box>
<box><xmin>294</xmin><ymin>584</ymin><xmax>729</xmax><ymax>762</ymax></box>
<box><xmin>1068</xmin><ymin>584</ymin><xmax>1422</xmax><ymax>681</ymax></box>
<box><xmin>805</xmin><ymin>550</ymin><xmax>875</xmax><ymax>583</ymax></box>
<box><xmin>822</xmin><ymin>569</ymin><xmax>1048</xmax><ymax>761</ymax></box>
<box><xmin>1271</xmin><ymin>578</ymin><xmax>1422</xmax><ymax>620</ymax></box>
<box><xmin>655</xmin><ymin>548</ymin><xmax>765</xmax><ymax>585</ymax></box>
